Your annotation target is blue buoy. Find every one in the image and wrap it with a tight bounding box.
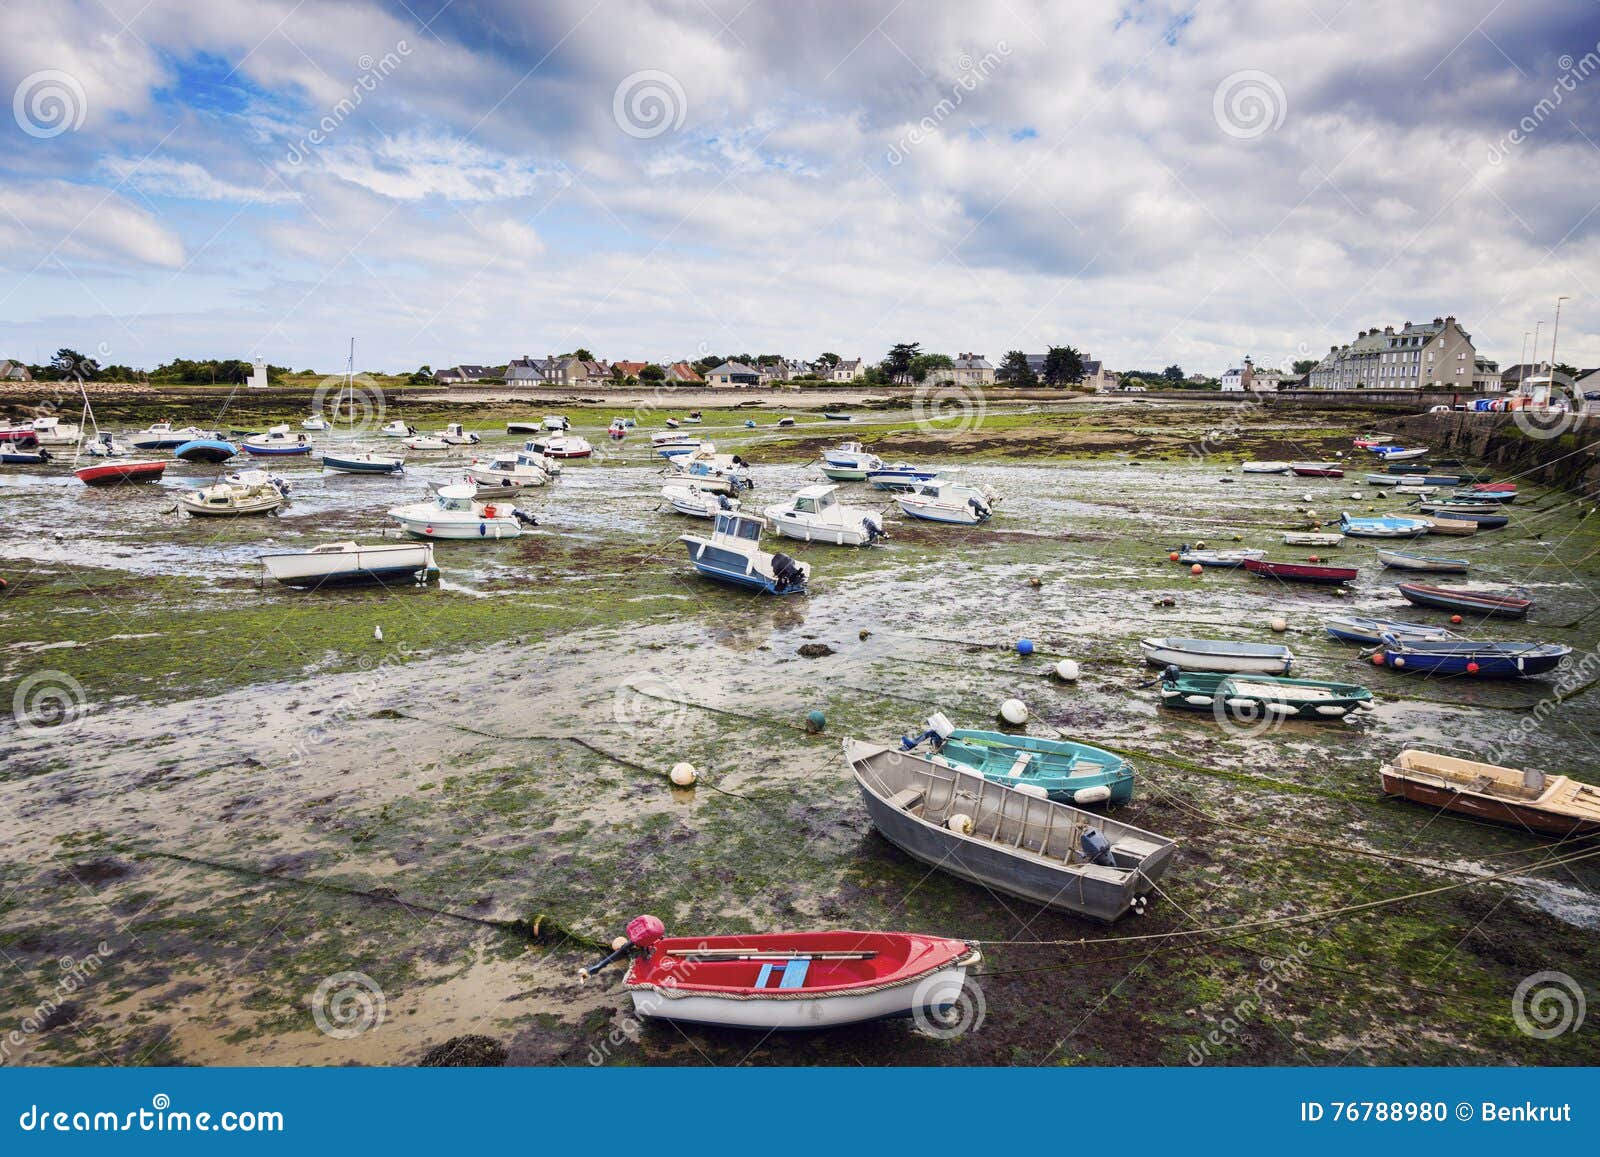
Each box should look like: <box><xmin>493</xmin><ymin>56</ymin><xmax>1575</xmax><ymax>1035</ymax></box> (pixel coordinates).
<box><xmin>744</xmin><ymin>419</ymin><xmax>756</xmax><ymax>428</ymax></box>
<box><xmin>805</xmin><ymin>709</ymin><xmax>826</xmax><ymax>733</ymax></box>
<box><xmin>1017</xmin><ymin>638</ymin><xmax>1034</xmax><ymax>656</ymax></box>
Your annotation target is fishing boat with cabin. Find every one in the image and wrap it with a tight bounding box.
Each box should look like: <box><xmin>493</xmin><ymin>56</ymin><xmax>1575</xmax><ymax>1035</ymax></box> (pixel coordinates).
<box><xmin>679</xmin><ymin>511</ymin><xmax>809</xmax><ymax>594</ymax></box>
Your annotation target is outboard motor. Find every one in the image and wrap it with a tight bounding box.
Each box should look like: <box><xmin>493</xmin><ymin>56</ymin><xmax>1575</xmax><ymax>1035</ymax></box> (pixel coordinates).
<box><xmin>512</xmin><ymin>508</ymin><xmax>540</xmax><ymax>527</ymax></box>
<box><xmin>770</xmin><ymin>552</ymin><xmax>804</xmax><ymax>591</ymax></box>
<box><xmin>578</xmin><ymin>914</ymin><xmax>666</xmax><ymax>980</ymax></box>
<box><xmin>900</xmin><ymin>711</ymin><xmax>957</xmax><ymax>752</ymax></box>
<box><xmin>861</xmin><ymin>514</ymin><xmax>885</xmax><ymax>544</ymax></box>
<box><xmin>968</xmin><ymin>496</ymin><xmax>991</xmax><ymax>520</ymax></box>
<box><xmin>1162</xmin><ymin>663</ymin><xmax>1181</xmax><ymax>684</ymax></box>
<box><xmin>716</xmin><ymin>494</ymin><xmax>737</xmax><ymax>511</ymax></box>
<box><xmin>1080</xmin><ymin>828</ymin><xmax>1115</xmax><ymax>867</ymax></box>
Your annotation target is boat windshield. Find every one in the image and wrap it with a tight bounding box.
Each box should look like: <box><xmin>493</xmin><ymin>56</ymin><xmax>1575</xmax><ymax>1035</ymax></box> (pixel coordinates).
<box><xmin>816</xmin><ymin>491</ymin><xmax>835</xmax><ymax>511</ymax></box>
<box><xmin>438</xmin><ymin>495</ymin><xmax>472</xmax><ymax>511</ymax></box>
<box><xmin>795</xmin><ymin>498</ymin><xmax>816</xmax><ymax>513</ymax></box>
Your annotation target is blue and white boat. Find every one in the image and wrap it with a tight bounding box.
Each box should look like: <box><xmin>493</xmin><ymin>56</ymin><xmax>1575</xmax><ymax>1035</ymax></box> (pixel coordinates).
<box><xmin>865</xmin><ymin>463</ymin><xmax>939</xmax><ymax>491</ymax></box>
<box><xmin>321</xmin><ymin>449</ymin><xmax>404</xmax><ymax>474</ymax></box>
<box><xmin>820</xmin><ymin>442</ymin><xmax>883</xmax><ymax>481</ymax></box>
<box><xmin>260</xmin><ymin>541</ymin><xmax>437</xmax><ymax>589</ymax></box>
<box><xmin>679</xmin><ymin>511</ymin><xmax>809</xmax><ymax>594</ymax></box>
<box><xmin>1375</xmin><ymin>548</ymin><xmax>1468</xmax><ymax>573</ymax></box>
<box><xmin>652</xmin><ymin>431</ymin><xmax>703</xmax><ymax>458</ymax></box>
<box><xmin>243</xmin><ymin>424</ymin><xmax>314</xmax><ymax>456</ymax></box>
<box><xmin>1374</xmin><ymin>636</ymin><xmax>1572</xmax><ymax>678</ymax></box>
<box><xmin>900</xmin><ymin>712</ymin><xmax>1135</xmax><ymax>805</ymax></box>
<box><xmin>130</xmin><ymin>421</ymin><xmax>216</xmax><ymax>450</ymax></box>
<box><xmin>1323</xmin><ymin>615</ymin><xmax>1458</xmax><ymax>646</ymax></box>
<box><xmin>174</xmin><ymin>437</ymin><xmax>237</xmax><ymax>464</ymax></box>
<box><xmin>1339</xmin><ymin>512</ymin><xmax>1430</xmax><ymax>538</ymax></box>
<box><xmin>896</xmin><ymin>480</ymin><xmax>998</xmax><ymax>524</ymax></box>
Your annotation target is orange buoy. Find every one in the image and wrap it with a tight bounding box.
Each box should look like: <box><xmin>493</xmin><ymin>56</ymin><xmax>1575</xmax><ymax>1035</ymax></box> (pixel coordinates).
<box><xmin>1371</xmin><ymin>652</ymin><xmax>1385</xmax><ymax>666</ymax></box>
<box><xmin>1169</xmin><ymin>551</ymin><xmax>1180</xmax><ymax>562</ymax></box>
<box><xmin>1450</xmin><ymin>614</ymin><xmax>1463</xmax><ymax>624</ymax></box>
<box><xmin>1190</xmin><ymin>563</ymin><xmax>1203</xmax><ymax>575</ymax></box>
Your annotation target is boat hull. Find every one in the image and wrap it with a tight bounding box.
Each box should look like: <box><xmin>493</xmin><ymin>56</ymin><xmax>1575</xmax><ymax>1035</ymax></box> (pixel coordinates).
<box><xmin>262</xmin><ymin>544</ymin><xmax>436</xmax><ymax>588</ymax></box>
<box><xmin>1243</xmin><ymin>558</ymin><xmax>1357</xmax><ymax>584</ymax></box>
<box><xmin>1380</xmin><ymin>771</ymin><xmax>1600</xmax><ymax>836</ymax></box>
<box><xmin>243</xmin><ymin>443</ymin><xmax>313</xmax><ymax>456</ymax></box>
<box><xmin>1291</xmin><ymin>466</ymin><xmax>1344</xmax><ymax>478</ymax></box>
<box><xmin>322</xmin><ymin>454</ymin><xmax>404</xmax><ymax>474</ymax></box>
<box><xmin>680</xmin><ymin>539</ymin><xmax>806</xmax><ymax>594</ymax></box>
<box><xmin>1140</xmin><ymin>638</ymin><xmax>1293</xmax><ymax>674</ymax></box>
<box><xmin>174</xmin><ymin>439</ymin><xmax>237</xmax><ymax>463</ymax></box>
<box><xmin>75</xmin><ymin>461</ymin><xmax>167</xmax><ymax>486</ymax></box>
<box><xmin>896</xmin><ymin>499</ymin><xmax>986</xmax><ymax>525</ymax></box>
<box><xmin>1375</xmin><ymin>645</ymin><xmax>1567</xmax><ymax>677</ymax></box>
<box><xmin>1397</xmin><ymin>583</ymin><xmax>1529</xmax><ymax>617</ymax></box>
<box><xmin>1376</xmin><ymin>550</ymin><xmax>1467</xmax><ymax>573</ymax></box>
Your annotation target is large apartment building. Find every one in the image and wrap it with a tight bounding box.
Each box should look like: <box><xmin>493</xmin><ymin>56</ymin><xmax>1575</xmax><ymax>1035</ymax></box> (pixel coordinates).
<box><xmin>1308</xmin><ymin>316</ymin><xmax>1488</xmax><ymax>390</ymax></box>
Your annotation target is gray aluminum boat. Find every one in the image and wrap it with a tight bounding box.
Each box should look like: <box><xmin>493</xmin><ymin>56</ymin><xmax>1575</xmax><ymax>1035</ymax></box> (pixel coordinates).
<box><xmin>845</xmin><ymin>740</ymin><xmax>1177</xmax><ymax>923</ymax></box>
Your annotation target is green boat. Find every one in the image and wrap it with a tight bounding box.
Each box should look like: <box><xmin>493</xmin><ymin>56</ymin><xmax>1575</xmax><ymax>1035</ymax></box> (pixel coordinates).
<box><xmin>900</xmin><ymin>718</ymin><xmax>1134</xmax><ymax>804</ymax></box>
<box><xmin>1158</xmin><ymin>668</ymin><xmax>1374</xmax><ymax>721</ymax></box>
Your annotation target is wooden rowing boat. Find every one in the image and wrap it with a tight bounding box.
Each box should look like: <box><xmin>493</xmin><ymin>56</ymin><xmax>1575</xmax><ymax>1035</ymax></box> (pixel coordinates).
<box><xmin>1380</xmin><ymin>750</ymin><xmax>1600</xmax><ymax>836</ymax></box>
<box><xmin>1425</xmin><ymin>516</ymin><xmax>1479</xmax><ymax>536</ymax></box>
<box><xmin>846</xmin><ymin>740</ymin><xmax>1176</xmax><ymax>922</ymax></box>
<box><xmin>1396</xmin><ymin>582</ymin><xmax>1530</xmax><ymax>617</ymax></box>
<box><xmin>1291</xmin><ymin>462</ymin><xmax>1344</xmax><ymax>477</ymax></box>
<box><xmin>1242</xmin><ymin>557</ymin><xmax>1358</xmax><ymax>584</ymax></box>
<box><xmin>1376</xmin><ymin>548</ymin><xmax>1469</xmax><ymax>573</ymax></box>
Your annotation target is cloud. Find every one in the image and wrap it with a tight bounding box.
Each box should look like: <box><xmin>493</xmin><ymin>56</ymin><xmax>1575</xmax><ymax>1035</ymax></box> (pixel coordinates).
<box><xmin>100</xmin><ymin>157</ymin><xmax>299</xmax><ymax>204</ymax></box>
<box><xmin>0</xmin><ymin>181</ymin><xmax>185</xmax><ymax>269</ymax></box>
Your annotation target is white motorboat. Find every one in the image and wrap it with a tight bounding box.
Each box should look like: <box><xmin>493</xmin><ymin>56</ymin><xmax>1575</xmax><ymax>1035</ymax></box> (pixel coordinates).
<box><xmin>651</xmin><ymin>431</ymin><xmax>702</xmax><ymax>458</ymax></box>
<box><xmin>381</xmin><ymin>420</ymin><xmax>411</xmax><ymax>438</ymax></box>
<box><xmin>438</xmin><ymin>423</ymin><xmax>481</xmax><ymax>445</ymax></box>
<box><xmin>179</xmin><ymin>472</ymin><xmax>289</xmax><ymax>517</ymax></box>
<box><xmin>1240</xmin><ymin>460</ymin><xmax>1291</xmax><ymax>474</ymax></box>
<box><xmin>388</xmin><ymin>483</ymin><xmax>532</xmax><ymax>539</ymax></box>
<box><xmin>895</xmin><ymin>480</ymin><xmax>998</xmax><ymax>525</ymax></box>
<box><xmin>680</xmin><ymin>511</ymin><xmax>809</xmax><ymax>594</ymax></box>
<box><xmin>820</xmin><ymin>442</ymin><xmax>884</xmax><ymax>481</ymax></box>
<box><xmin>404</xmin><ymin>434</ymin><xmax>451</xmax><ymax>450</ymax></box>
<box><xmin>30</xmin><ymin>416</ymin><xmax>82</xmax><ymax>445</ymax></box>
<box><xmin>463</xmin><ymin>451</ymin><xmax>550</xmax><ymax>495</ymax></box>
<box><xmin>302</xmin><ymin>413</ymin><xmax>331</xmax><ymax>431</ymax></box>
<box><xmin>131</xmin><ymin>421</ymin><xmax>215</xmax><ymax>450</ymax></box>
<box><xmin>542</xmin><ymin>415</ymin><xmax>570</xmax><ymax>431</ymax></box>
<box><xmin>241</xmin><ymin>425</ymin><xmax>314</xmax><ymax>456</ymax></box>
<box><xmin>516</xmin><ymin>442</ymin><xmax>563</xmax><ymax>476</ymax></box>
<box><xmin>672</xmin><ymin>447</ymin><xmax>751</xmax><ymax>493</ymax></box>
<box><xmin>764</xmin><ymin>484</ymin><xmax>885</xmax><ymax>546</ymax></box>
<box><xmin>524</xmin><ymin>432</ymin><xmax>592</xmax><ymax>459</ymax></box>
<box><xmin>260</xmin><ymin>541</ymin><xmax>437</xmax><ymax>588</ymax></box>
<box><xmin>81</xmin><ymin>432</ymin><xmax>132</xmax><ymax>457</ymax></box>
<box><xmin>662</xmin><ymin>483</ymin><xmax>740</xmax><ymax>518</ymax></box>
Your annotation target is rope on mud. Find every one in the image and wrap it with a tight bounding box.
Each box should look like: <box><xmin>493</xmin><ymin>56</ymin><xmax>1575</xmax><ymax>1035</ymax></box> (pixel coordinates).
<box><xmin>133</xmin><ymin>849</ymin><xmax>607</xmax><ymax>949</ymax></box>
<box><xmin>968</xmin><ymin>844</ymin><xmax>1600</xmax><ymax>950</ymax></box>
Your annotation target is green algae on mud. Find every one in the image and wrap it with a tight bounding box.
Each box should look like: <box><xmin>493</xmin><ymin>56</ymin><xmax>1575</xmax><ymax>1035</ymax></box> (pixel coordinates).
<box><xmin>2</xmin><ymin>400</ymin><xmax>1598</xmax><ymax>1067</ymax></box>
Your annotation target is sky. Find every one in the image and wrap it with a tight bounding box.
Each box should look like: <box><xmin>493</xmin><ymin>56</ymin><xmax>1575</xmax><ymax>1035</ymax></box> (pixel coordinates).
<box><xmin>1</xmin><ymin>0</ymin><xmax>1598</xmax><ymax>377</ymax></box>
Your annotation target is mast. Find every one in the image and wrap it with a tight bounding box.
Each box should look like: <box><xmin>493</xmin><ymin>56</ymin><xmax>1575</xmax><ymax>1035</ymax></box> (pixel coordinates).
<box><xmin>1548</xmin><ymin>296</ymin><xmax>1569</xmax><ymax>406</ymax></box>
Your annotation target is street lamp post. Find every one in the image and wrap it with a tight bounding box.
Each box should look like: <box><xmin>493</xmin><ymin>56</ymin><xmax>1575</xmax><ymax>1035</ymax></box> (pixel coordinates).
<box><xmin>1548</xmin><ymin>296</ymin><xmax>1570</xmax><ymax>408</ymax></box>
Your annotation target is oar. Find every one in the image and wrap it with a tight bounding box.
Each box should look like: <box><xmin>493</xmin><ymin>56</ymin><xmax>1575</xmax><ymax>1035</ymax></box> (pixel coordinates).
<box><xmin>666</xmin><ymin>950</ymin><xmax>878</xmax><ymax>961</ymax></box>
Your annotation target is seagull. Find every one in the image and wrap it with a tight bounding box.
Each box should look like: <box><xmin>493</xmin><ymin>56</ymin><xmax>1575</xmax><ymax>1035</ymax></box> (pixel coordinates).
<box><xmin>374</xmin><ymin>625</ymin><xmax>383</xmax><ymax>641</ymax></box>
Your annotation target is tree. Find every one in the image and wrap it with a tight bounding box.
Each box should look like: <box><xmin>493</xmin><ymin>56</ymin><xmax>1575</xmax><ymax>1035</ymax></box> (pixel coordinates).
<box><xmin>883</xmin><ymin>342</ymin><xmax>920</xmax><ymax>384</ymax></box>
<box><xmin>406</xmin><ymin>365</ymin><xmax>433</xmax><ymax>385</ymax></box>
<box><xmin>1553</xmin><ymin>363</ymin><xmax>1579</xmax><ymax>380</ymax></box>
<box><xmin>1162</xmin><ymin>364</ymin><xmax>1184</xmax><ymax>383</ymax></box>
<box><xmin>639</xmin><ymin>364</ymin><xmax>666</xmax><ymax>382</ymax></box>
<box><xmin>53</xmin><ymin>348</ymin><xmax>99</xmax><ymax>379</ymax></box>
<box><xmin>815</xmin><ymin>352</ymin><xmax>841</xmax><ymax>368</ymax></box>
<box><xmin>567</xmin><ymin>348</ymin><xmax>594</xmax><ymax>362</ymax></box>
<box><xmin>909</xmin><ymin>352</ymin><xmax>952</xmax><ymax>383</ymax></box>
<box><xmin>1042</xmin><ymin>345</ymin><xmax>1084</xmax><ymax>386</ymax></box>
<box><xmin>1292</xmin><ymin>358</ymin><xmax>1318</xmax><ymax>376</ymax></box>
<box><xmin>999</xmin><ymin>351</ymin><xmax>1036</xmax><ymax>386</ymax></box>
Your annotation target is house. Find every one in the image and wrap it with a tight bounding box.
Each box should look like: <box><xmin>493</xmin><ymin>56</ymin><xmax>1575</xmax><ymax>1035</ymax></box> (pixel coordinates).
<box><xmin>665</xmin><ymin>362</ymin><xmax>703</xmax><ymax>384</ymax></box>
<box><xmin>434</xmin><ymin>365</ymin><xmax>494</xmax><ymax>384</ymax></box>
<box><xmin>1309</xmin><ymin>317</ymin><xmax>1479</xmax><ymax>389</ymax></box>
<box><xmin>758</xmin><ymin>362</ymin><xmax>790</xmax><ymax>385</ymax></box>
<box><xmin>0</xmin><ymin>360</ymin><xmax>33</xmax><ymax>382</ymax></box>
<box><xmin>506</xmin><ymin>356</ymin><xmax>549</xmax><ymax>383</ymax></box>
<box><xmin>939</xmin><ymin>353</ymin><xmax>994</xmax><ymax>387</ymax></box>
<box><xmin>1500</xmin><ymin>362</ymin><xmax>1573</xmax><ymax>392</ymax></box>
<box><xmin>1186</xmin><ymin>372</ymin><xmax>1209</xmax><ymax>385</ymax></box>
<box><xmin>1252</xmin><ymin>367</ymin><xmax>1287</xmax><ymax>392</ymax></box>
<box><xmin>704</xmin><ymin>361</ymin><xmax>761</xmax><ymax>387</ymax></box>
<box><xmin>1219</xmin><ymin>357</ymin><xmax>1256</xmax><ymax>392</ymax></box>
<box><xmin>1472</xmin><ymin>356</ymin><xmax>1502</xmax><ymax>391</ymax></box>
<box><xmin>825</xmin><ymin>358</ymin><xmax>865</xmax><ymax>382</ymax></box>
<box><xmin>612</xmin><ymin>361</ymin><xmax>648</xmax><ymax>380</ymax></box>
<box><xmin>507</xmin><ymin>355</ymin><xmax>609</xmax><ymax>385</ymax></box>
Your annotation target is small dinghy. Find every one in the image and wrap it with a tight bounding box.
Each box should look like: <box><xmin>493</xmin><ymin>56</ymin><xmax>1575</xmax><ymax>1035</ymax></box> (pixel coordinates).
<box><xmin>1414</xmin><ymin>503</ymin><xmax>1508</xmax><ymax>528</ymax></box>
<box><xmin>1364</xmin><ymin>473</ymin><xmax>1404</xmax><ymax>486</ymax></box>
<box><xmin>542</xmin><ymin>415</ymin><xmax>571</xmax><ymax>432</ymax></box>
<box><xmin>1</xmin><ymin>447</ymin><xmax>51</xmax><ymax>465</ymax></box>
<box><xmin>1448</xmin><ymin>487</ymin><xmax>1515</xmax><ymax>505</ymax></box>
<box><xmin>404</xmin><ymin>434</ymin><xmax>450</xmax><ymax>450</ymax></box>
<box><xmin>899</xmin><ymin>712</ymin><xmax>1134</xmax><ymax>805</ymax></box>
<box><xmin>321</xmin><ymin>449</ymin><xmax>404</xmax><ymax>475</ymax></box>
<box><xmin>823</xmin><ymin>412</ymin><xmax>853</xmax><ymax>421</ymax></box>
<box><xmin>1384</xmin><ymin>462</ymin><xmax>1429</xmax><ymax>475</ymax></box>
<box><xmin>1380</xmin><ymin>750</ymin><xmax>1600</xmax><ymax>836</ymax></box>
<box><xmin>302</xmin><ymin>413</ymin><xmax>330</xmax><ymax>431</ymax></box>
<box><xmin>1282</xmin><ymin>531</ymin><xmax>1344</xmax><ymax>547</ymax></box>
<box><xmin>1140</xmin><ymin>637</ymin><xmax>1293</xmax><ymax>674</ymax></box>
<box><xmin>680</xmin><ymin>511</ymin><xmax>809</xmax><ymax>594</ymax></box>
<box><xmin>683</xmin><ymin>411</ymin><xmax>702</xmax><ymax>425</ymax></box>
<box><xmin>1158</xmin><ymin>667</ymin><xmax>1373</xmax><ymax>722</ymax></box>
<box><xmin>1425</xmin><ymin>516</ymin><xmax>1480</xmax><ymax>536</ymax></box>
<box><xmin>820</xmin><ymin>442</ymin><xmax>883</xmax><ymax>481</ymax></box>
<box><xmin>1340</xmin><ymin>512</ymin><xmax>1430</xmax><ymax>538</ymax></box>
<box><xmin>242</xmin><ymin>425</ymin><xmax>314</xmax><ymax>456</ymax></box>
<box><xmin>581</xmin><ymin>915</ymin><xmax>981</xmax><ymax>1031</ymax></box>
<box><xmin>180</xmin><ymin>471</ymin><xmax>289</xmax><ymax>517</ymax></box>
<box><xmin>1396</xmin><ymin>582</ymin><xmax>1530</xmax><ymax>617</ymax></box>
<box><xmin>1243</xmin><ymin>557</ymin><xmax>1357</xmax><ymax>584</ymax></box>
<box><xmin>1240</xmin><ymin>461</ymin><xmax>1291</xmax><ymax>473</ymax></box>
<box><xmin>260</xmin><ymin>541</ymin><xmax>437</xmax><ymax>589</ymax></box>
<box><xmin>846</xmin><ymin>740</ymin><xmax>1176</xmax><ymax>923</ymax></box>
<box><xmin>388</xmin><ymin>483</ymin><xmax>534</xmax><ymax>539</ymax></box>
<box><xmin>174</xmin><ymin>437</ymin><xmax>237</xmax><ymax>464</ymax></box>
<box><xmin>896</xmin><ymin>479</ymin><xmax>997</xmax><ymax>525</ymax></box>
<box><xmin>652</xmin><ymin>431</ymin><xmax>702</xmax><ymax>457</ymax></box>
<box><xmin>764</xmin><ymin>484</ymin><xmax>885</xmax><ymax>546</ymax></box>
<box><xmin>81</xmin><ymin>432</ymin><xmax>132</xmax><ymax>458</ymax></box>
<box><xmin>1290</xmin><ymin>462</ymin><xmax>1344</xmax><ymax>478</ymax></box>
<box><xmin>1323</xmin><ymin>615</ymin><xmax>1458</xmax><ymax>646</ymax></box>
<box><xmin>661</xmin><ymin>483</ymin><xmax>740</xmax><ymax>519</ymax></box>
<box><xmin>1376</xmin><ymin>548</ymin><xmax>1468</xmax><ymax>573</ymax></box>
<box><xmin>865</xmin><ymin>463</ymin><xmax>939</xmax><ymax>491</ymax></box>
<box><xmin>75</xmin><ymin>459</ymin><xmax>167</xmax><ymax>486</ymax></box>
<box><xmin>1376</xmin><ymin>446</ymin><xmax>1429</xmax><ymax>462</ymax></box>
<box><xmin>1172</xmin><ymin>545</ymin><xmax>1265</xmax><ymax>567</ymax></box>
<box><xmin>1374</xmin><ymin>637</ymin><xmax>1570</xmax><ymax>677</ymax></box>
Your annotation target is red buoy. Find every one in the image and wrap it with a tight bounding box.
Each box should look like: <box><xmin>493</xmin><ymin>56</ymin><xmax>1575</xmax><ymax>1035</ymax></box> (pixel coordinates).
<box><xmin>1466</xmin><ymin>662</ymin><xmax>1480</xmax><ymax>674</ymax></box>
<box><xmin>1371</xmin><ymin>653</ymin><xmax>1386</xmax><ymax>666</ymax></box>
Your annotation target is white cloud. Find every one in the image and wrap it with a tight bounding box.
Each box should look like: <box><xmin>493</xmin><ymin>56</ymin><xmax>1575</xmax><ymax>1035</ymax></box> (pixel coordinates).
<box><xmin>0</xmin><ymin>181</ymin><xmax>185</xmax><ymax>269</ymax></box>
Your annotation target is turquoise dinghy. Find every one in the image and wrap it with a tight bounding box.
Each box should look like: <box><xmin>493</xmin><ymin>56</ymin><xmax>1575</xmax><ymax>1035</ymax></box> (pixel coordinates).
<box><xmin>900</xmin><ymin>714</ymin><xmax>1134</xmax><ymax>805</ymax></box>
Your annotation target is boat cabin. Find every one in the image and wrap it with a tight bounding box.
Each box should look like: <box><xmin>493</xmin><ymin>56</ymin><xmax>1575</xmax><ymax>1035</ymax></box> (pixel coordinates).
<box><xmin>711</xmin><ymin>511</ymin><xmax>765</xmax><ymax>543</ymax></box>
<box><xmin>788</xmin><ymin>485</ymin><xmax>839</xmax><ymax>516</ymax></box>
<box><xmin>435</xmin><ymin>484</ymin><xmax>479</xmax><ymax>512</ymax></box>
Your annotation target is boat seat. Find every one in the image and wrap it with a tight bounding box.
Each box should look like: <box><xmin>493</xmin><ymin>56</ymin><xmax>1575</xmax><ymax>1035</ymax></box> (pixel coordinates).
<box><xmin>1075</xmin><ymin>863</ymin><xmax>1130</xmax><ymax>884</ymax></box>
<box><xmin>1111</xmin><ymin>837</ymin><xmax>1163</xmax><ymax>860</ymax></box>
<box><xmin>1007</xmin><ymin>751</ymin><xmax>1033</xmax><ymax>778</ymax></box>
<box><xmin>886</xmin><ymin>787</ymin><xmax>925</xmax><ymax>811</ymax></box>
<box><xmin>755</xmin><ymin>960</ymin><xmax>810</xmax><ymax>990</ymax></box>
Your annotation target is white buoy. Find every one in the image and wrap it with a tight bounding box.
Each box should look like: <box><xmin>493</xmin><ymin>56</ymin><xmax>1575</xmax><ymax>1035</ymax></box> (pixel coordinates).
<box><xmin>999</xmin><ymin>698</ymin><xmax>1029</xmax><ymax>725</ymax></box>
<box><xmin>1270</xmin><ymin>617</ymin><xmax>1288</xmax><ymax>632</ymax></box>
<box><xmin>1301</xmin><ymin>492</ymin><xmax>1314</xmax><ymax>502</ymax></box>
<box><xmin>946</xmin><ymin>813</ymin><xmax>974</xmax><ymax>835</ymax></box>
<box><xmin>1055</xmin><ymin>659</ymin><xmax>1081</xmax><ymax>682</ymax></box>
<box><xmin>374</xmin><ymin>625</ymin><xmax>384</xmax><ymax>641</ymax></box>
<box><xmin>611</xmin><ymin>935</ymin><xmax>629</xmax><ymax>951</ymax></box>
<box><xmin>669</xmin><ymin>761</ymin><xmax>698</xmax><ymax>787</ymax></box>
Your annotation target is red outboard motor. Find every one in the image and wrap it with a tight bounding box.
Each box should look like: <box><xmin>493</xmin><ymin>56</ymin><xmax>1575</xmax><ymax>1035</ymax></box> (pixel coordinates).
<box><xmin>579</xmin><ymin>914</ymin><xmax>666</xmax><ymax>979</ymax></box>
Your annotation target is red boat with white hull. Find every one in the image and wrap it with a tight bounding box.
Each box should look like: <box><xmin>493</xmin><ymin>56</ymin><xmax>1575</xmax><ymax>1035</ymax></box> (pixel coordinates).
<box><xmin>1290</xmin><ymin>462</ymin><xmax>1345</xmax><ymax>478</ymax></box>
<box><xmin>1243</xmin><ymin>557</ymin><xmax>1358</xmax><ymax>584</ymax></box>
<box><xmin>75</xmin><ymin>460</ymin><xmax>167</xmax><ymax>486</ymax></box>
<box><xmin>586</xmin><ymin>917</ymin><xmax>980</xmax><ymax>1030</ymax></box>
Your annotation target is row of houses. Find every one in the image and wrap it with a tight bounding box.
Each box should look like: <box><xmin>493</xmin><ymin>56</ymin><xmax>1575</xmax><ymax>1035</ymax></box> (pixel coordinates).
<box><xmin>433</xmin><ymin>355</ymin><xmax>868</xmax><ymax>387</ymax></box>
